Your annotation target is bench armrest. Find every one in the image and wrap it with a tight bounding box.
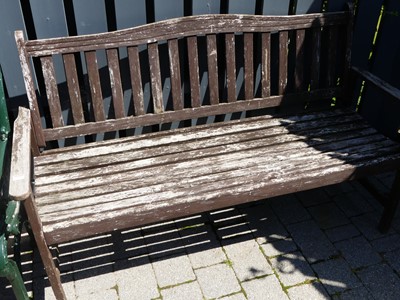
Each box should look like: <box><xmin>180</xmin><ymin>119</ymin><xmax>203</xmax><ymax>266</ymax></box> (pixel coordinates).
<box><xmin>9</xmin><ymin>107</ymin><xmax>31</xmax><ymax>201</ymax></box>
<box><xmin>352</xmin><ymin>66</ymin><xmax>400</xmax><ymax>101</ymax></box>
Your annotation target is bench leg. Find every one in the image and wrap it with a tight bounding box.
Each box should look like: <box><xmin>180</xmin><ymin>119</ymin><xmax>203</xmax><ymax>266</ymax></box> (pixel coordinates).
<box><xmin>379</xmin><ymin>170</ymin><xmax>400</xmax><ymax>233</ymax></box>
<box><xmin>24</xmin><ymin>194</ymin><xmax>66</xmax><ymax>300</ymax></box>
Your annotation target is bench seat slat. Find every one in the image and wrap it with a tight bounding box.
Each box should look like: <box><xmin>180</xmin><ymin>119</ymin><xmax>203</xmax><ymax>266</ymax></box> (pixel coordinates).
<box><xmin>39</xmin><ymin>147</ymin><xmax>400</xmax><ymax>245</ymax></box>
<box><xmin>38</xmin><ymin>141</ymin><xmax>400</xmax><ymax>222</ymax></box>
<box><xmin>35</xmin><ymin>109</ymin><xmax>360</xmax><ymax>166</ymax></box>
<box><xmin>34</xmin><ymin>120</ymin><xmax>372</xmax><ymax>178</ymax></box>
<box><xmin>35</xmin><ymin>127</ymin><xmax>383</xmax><ymax>200</ymax></box>
<box><xmin>32</xmin><ymin>110</ymin><xmax>400</xmax><ymax>244</ymax></box>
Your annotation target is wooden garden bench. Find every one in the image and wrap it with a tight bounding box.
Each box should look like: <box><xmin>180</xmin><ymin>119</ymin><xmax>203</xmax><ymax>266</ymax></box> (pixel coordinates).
<box><xmin>9</xmin><ymin>6</ymin><xmax>400</xmax><ymax>299</ymax></box>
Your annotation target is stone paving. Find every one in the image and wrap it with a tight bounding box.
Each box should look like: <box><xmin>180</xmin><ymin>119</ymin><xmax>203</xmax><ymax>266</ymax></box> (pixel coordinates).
<box><xmin>1</xmin><ymin>172</ymin><xmax>400</xmax><ymax>299</ymax></box>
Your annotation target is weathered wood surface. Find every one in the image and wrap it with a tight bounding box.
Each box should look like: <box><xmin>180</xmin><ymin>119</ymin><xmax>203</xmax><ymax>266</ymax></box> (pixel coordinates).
<box><xmin>16</xmin><ymin>12</ymin><xmax>352</xmax><ymax>143</ymax></box>
<box><xmin>41</xmin><ymin>88</ymin><xmax>341</xmax><ymax>141</ymax></box>
<box><xmin>32</xmin><ymin>109</ymin><xmax>400</xmax><ymax>244</ymax></box>
<box><xmin>24</xmin><ymin>13</ymin><xmax>350</xmax><ymax>56</ymax></box>
<box><xmin>9</xmin><ymin>107</ymin><xmax>32</xmax><ymax>201</ymax></box>
<box><xmin>352</xmin><ymin>66</ymin><xmax>400</xmax><ymax>101</ymax></box>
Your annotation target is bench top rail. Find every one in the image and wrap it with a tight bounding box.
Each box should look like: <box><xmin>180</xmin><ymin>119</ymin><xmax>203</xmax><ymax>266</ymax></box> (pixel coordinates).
<box><xmin>15</xmin><ymin>11</ymin><xmax>352</xmax><ymax>148</ymax></box>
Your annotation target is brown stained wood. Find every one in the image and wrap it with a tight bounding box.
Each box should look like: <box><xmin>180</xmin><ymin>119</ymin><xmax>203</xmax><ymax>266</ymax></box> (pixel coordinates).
<box><xmin>326</xmin><ymin>27</ymin><xmax>338</xmax><ymax>88</ymax></box>
<box><xmin>15</xmin><ymin>30</ymin><xmax>46</xmax><ymax>147</ymax></box>
<box><xmin>42</xmin><ymin>88</ymin><xmax>341</xmax><ymax>141</ymax></box>
<box><xmin>25</xmin><ymin>13</ymin><xmax>350</xmax><ymax>56</ymax></box>
<box><xmin>37</xmin><ymin>137</ymin><xmax>400</xmax><ymax>235</ymax></box>
<box><xmin>36</xmin><ymin>128</ymin><xmax>378</xmax><ymax>203</ymax></box>
<box><xmin>168</xmin><ymin>39</ymin><xmax>183</xmax><ymax>110</ymax></box>
<box><xmin>207</xmin><ymin>34</ymin><xmax>219</xmax><ymax>105</ymax></box>
<box><xmin>24</xmin><ymin>193</ymin><xmax>67</xmax><ymax>299</ymax></box>
<box><xmin>310</xmin><ymin>27</ymin><xmax>321</xmax><ymax>90</ymax></box>
<box><xmin>36</xmin><ymin>124</ymin><xmax>381</xmax><ymax>194</ymax></box>
<box><xmin>9</xmin><ymin>107</ymin><xmax>31</xmax><ymax>201</ymax></box>
<box><xmin>34</xmin><ymin>112</ymin><xmax>367</xmax><ymax>175</ymax></box>
<box><xmin>127</xmin><ymin>46</ymin><xmax>145</xmax><ymax>115</ymax></box>
<box><xmin>63</xmin><ymin>54</ymin><xmax>85</xmax><ymax>124</ymax></box>
<box><xmin>148</xmin><ymin>42</ymin><xmax>164</xmax><ymax>113</ymax></box>
<box><xmin>38</xmin><ymin>142</ymin><xmax>400</xmax><ymax>221</ymax></box>
<box><xmin>187</xmin><ymin>36</ymin><xmax>201</xmax><ymax>107</ymax></box>
<box><xmin>225</xmin><ymin>33</ymin><xmax>236</xmax><ymax>102</ymax></box>
<box><xmin>352</xmin><ymin>66</ymin><xmax>400</xmax><ymax>101</ymax></box>
<box><xmin>85</xmin><ymin>51</ymin><xmax>105</xmax><ymax>121</ymax></box>
<box><xmin>107</xmin><ymin>48</ymin><xmax>125</xmax><ymax>118</ymax></box>
<box><xmin>279</xmin><ymin>31</ymin><xmax>289</xmax><ymax>95</ymax></box>
<box><xmin>244</xmin><ymin>33</ymin><xmax>254</xmax><ymax>99</ymax></box>
<box><xmin>40</xmin><ymin>56</ymin><xmax>64</xmax><ymax>128</ymax></box>
<box><xmin>261</xmin><ymin>33</ymin><xmax>271</xmax><ymax>97</ymax></box>
<box><xmin>295</xmin><ymin>29</ymin><xmax>305</xmax><ymax>91</ymax></box>
<box><xmin>35</xmin><ymin>109</ymin><xmax>360</xmax><ymax>164</ymax></box>
<box><xmin>41</xmin><ymin>149</ymin><xmax>400</xmax><ymax>246</ymax></box>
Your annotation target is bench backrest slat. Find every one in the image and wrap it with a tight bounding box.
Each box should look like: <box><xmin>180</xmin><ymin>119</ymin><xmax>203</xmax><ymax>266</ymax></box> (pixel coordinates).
<box><xmin>225</xmin><ymin>33</ymin><xmax>237</xmax><ymax>102</ymax></box>
<box><xmin>295</xmin><ymin>29</ymin><xmax>306</xmax><ymax>92</ymax></box>
<box><xmin>207</xmin><ymin>34</ymin><xmax>219</xmax><ymax>105</ymax></box>
<box><xmin>244</xmin><ymin>32</ymin><xmax>254</xmax><ymax>100</ymax></box>
<box><xmin>127</xmin><ymin>46</ymin><xmax>145</xmax><ymax>116</ymax></box>
<box><xmin>15</xmin><ymin>12</ymin><xmax>352</xmax><ymax>146</ymax></box>
<box><xmin>187</xmin><ymin>36</ymin><xmax>201</xmax><ymax>107</ymax></box>
<box><xmin>63</xmin><ymin>53</ymin><xmax>85</xmax><ymax>124</ymax></box>
<box><xmin>107</xmin><ymin>48</ymin><xmax>125</xmax><ymax>119</ymax></box>
<box><xmin>261</xmin><ymin>32</ymin><xmax>271</xmax><ymax>97</ymax></box>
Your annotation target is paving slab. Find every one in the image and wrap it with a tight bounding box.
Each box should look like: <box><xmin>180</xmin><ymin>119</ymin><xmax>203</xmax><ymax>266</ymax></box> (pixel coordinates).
<box><xmin>332</xmin><ymin>287</ymin><xmax>374</xmax><ymax>300</ymax></box>
<box><xmin>311</xmin><ymin>258</ymin><xmax>362</xmax><ymax>295</ymax></box>
<box><xmin>179</xmin><ymin>223</ymin><xmax>226</xmax><ymax>269</ymax></box>
<box><xmin>152</xmin><ymin>253</ymin><xmax>196</xmax><ymax>288</ymax></box>
<box><xmin>223</xmin><ymin>236</ymin><xmax>273</xmax><ymax>281</ymax></box>
<box><xmin>351</xmin><ymin>212</ymin><xmax>394</xmax><ymax>240</ymax></box>
<box><xmin>357</xmin><ymin>263</ymin><xmax>400</xmax><ymax>300</ymax></box>
<box><xmin>384</xmin><ymin>248</ymin><xmax>400</xmax><ymax>274</ymax></box>
<box><xmin>324</xmin><ymin>223</ymin><xmax>360</xmax><ymax>243</ymax></box>
<box><xmin>287</xmin><ymin>220</ymin><xmax>337</xmax><ymax>263</ymax></box>
<box><xmin>195</xmin><ymin>263</ymin><xmax>241</xmax><ymax>299</ymax></box>
<box><xmin>287</xmin><ymin>282</ymin><xmax>329</xmax><ymax>300</ymax></box>
<box><xmin>333</xmin><ymin>191</ymin><xmax>375</xmax><ymax>217</ymax></box>
<box><xmin>241</xmin><ymin>203</ymin><xmax>289</xmax><ymax>243</ymax></box>
<box><xmin>307</xmin><ymin>202</ymin><xmax>349</xmax><ymax>229</ymax></box>
<box><xmin>268</xmin><ymin>194</ymin><xmax>311</xmax><ymax>225</ymax></box>
<box><xmin>221</xmin><ymin>293</ymin><xmax>247</xmax><ymax>300</ymax></box>
<box><xmin>161</xmin><ymin>281</ymin><xmax>203</xmax><ymax>300</ymax></box>
<box><xmin>114</xmin><ymin>257</ymin><xmax>160</xmax><ymax>300</ymax></box>
<box><xmin>334</xmin><ymin>236</ymin><xmax>381</xmax><ymax>269</ymax></box>
<box><xmin>242</xmin><ymin>275</ymin><xmax>289</xmax><ymax>300</ymax></box>
<box><xmin>260</xmin><ymin>238</ymin><xmax>298</xmax><ymax>258</ymax></box>
<box><xmin>270</xmin><ymin>252</ymin><xmax>315</xmax><ymax>287</ymax></box>
<box><xmin>370</xmin><ymin>233</ymin><xmax>400</xmax><ymax>253</ymax></box>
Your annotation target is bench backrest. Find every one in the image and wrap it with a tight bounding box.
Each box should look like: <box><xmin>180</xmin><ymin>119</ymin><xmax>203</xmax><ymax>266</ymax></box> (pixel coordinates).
<box><xmin>16</xmin><ymin>10</ymin><xmax>353</xmax><ymax>148</ymax></box>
